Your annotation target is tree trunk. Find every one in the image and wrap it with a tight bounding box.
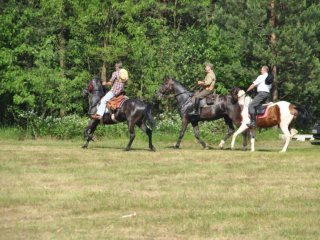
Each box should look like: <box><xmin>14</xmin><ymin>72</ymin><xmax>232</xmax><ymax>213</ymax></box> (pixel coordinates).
<box><xmin>59</xmin><ymin>29</ymin><xmax>66</xmax><ymax>77</ymax></box>
<box><xmin>270</xmin><ymin>0</ymin><xmax>278</xmax><ymax>101</ymax></box>
<box><xmin>101</xmin><ymin>40</ymin><xmax>107</xmax><ymax>82</ymax></box>
<box><xmin>59</xmin><ymin>28</ymin><xmax>66</xmax><ymax>117</ymax></box>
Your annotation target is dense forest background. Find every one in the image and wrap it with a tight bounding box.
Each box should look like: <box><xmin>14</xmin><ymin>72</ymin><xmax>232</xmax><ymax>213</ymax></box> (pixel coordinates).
<box><xmin>1</xmin><ymin>0</ymin><xmax>320</xmax><ymax>126</ymax></box>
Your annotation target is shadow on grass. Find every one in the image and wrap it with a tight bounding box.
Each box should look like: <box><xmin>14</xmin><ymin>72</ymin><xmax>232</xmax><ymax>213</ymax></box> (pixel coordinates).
<box><xmin>85</xmin><ymin>145</ymin><xmax>155</xmax><ymax>152</ymax></box>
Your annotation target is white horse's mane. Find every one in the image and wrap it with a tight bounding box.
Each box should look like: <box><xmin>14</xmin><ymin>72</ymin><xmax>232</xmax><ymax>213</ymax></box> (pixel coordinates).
<box><xmin>237</xmin><ymin>90</ymin><xmax>251</xmax><ymax>107</ymax></box>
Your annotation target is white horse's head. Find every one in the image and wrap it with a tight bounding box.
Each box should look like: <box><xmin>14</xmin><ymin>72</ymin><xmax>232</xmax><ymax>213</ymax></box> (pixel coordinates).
<box><xmin>237</xmin><ymin>89</ymin><xmax>252</xmax><ymax>107</ymax></box>
<box><xmin>237</xmin><ymin>90</ymin><xmax>246</xmax><ymax>106</ymax></box>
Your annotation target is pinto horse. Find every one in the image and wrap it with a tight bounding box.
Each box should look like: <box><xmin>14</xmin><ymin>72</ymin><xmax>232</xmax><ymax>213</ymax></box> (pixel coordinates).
<box><xmin>82</xmin><ymin>77</ymin><xmax>156</xmax><ymax>151</ymax></box>
<box><xmin>231</xmin><ymin>89</ymin><xmax>310</xmax><ymax>152</ymax></box>
<box><xmin>157</xmin><ymin>77</ymin><xmax>247</xmax><ymax>149</ymax></box>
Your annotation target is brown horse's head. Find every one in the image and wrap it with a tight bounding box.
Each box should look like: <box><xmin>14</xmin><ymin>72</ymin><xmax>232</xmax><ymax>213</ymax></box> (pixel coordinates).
<box><xmin>157</xmin><ymin>76</ymin><xmax>175</xmax><ymax>97</ymax></box>
<box><xmin>230</xmin><ymin>87</ymin><xmax>241</xmax><ymax>104</ymax></box>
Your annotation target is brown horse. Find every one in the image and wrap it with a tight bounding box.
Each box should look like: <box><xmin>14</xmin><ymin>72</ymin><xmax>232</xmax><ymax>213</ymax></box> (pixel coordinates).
<box><xmin>157</xmin><ymin>77</ymin><xmax>247</xmax><ymax>149</ymax></box>
<box><xmin>82</xmin><ymin>77</ymin><xmax>156</xmax><ymax>151</ymax></box>
<box><xmin>231</xmin><ymin>89</ymin><xmax>311</xmax><ymax>152</ymax></box>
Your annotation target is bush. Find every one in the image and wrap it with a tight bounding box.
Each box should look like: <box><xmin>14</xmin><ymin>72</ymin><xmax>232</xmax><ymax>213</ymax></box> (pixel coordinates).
<box><xmin>2</xmin><ymin>111</ymin><xmax>229</xmax><ymax>140</ymax></box>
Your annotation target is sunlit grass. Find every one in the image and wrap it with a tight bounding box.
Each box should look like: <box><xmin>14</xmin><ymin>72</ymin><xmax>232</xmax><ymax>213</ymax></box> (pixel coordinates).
<box><xmin>0</xmin><ymin>136</ymin><xmax>319</xmax><ymax>239</ymax></box>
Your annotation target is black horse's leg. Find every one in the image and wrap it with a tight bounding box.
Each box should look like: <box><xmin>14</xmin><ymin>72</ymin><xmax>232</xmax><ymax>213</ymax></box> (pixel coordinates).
<box><xmin>82</xmin><ymin>119</ymin><xmax>99</xmax><ymax>149</ymax></box>
<box><xmin>138</xmin><ymin>122</ymin><xmax>156</xmax><ymax>151</ymax></box>
<box><xmin>219</xmin><ymin>116</ymin><xmax>235</xmax><ymax>149</ymax></box>
<box><xmin>191</xmin><ymin>121</ymin><xmax>208</xmax><ymax>149</ymax></box>
<box><xmin>175</xmin><ymin>117</ymin><xmax>189</xmax><ymax>149</ymax></box>
<box><xmin>242</xmin><ymin>130</ymin><xmax>248</xmax><ymax>151</ymax></box>
<box><xmin>124</xmin><ymin>121</ymin><xmax>136</xmax><ymax>151</ymax></box>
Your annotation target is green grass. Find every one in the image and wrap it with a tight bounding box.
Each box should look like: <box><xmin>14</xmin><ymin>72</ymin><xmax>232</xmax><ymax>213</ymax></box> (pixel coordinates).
<box><xmin>0</xmin><ymin>135</ymin><xmax>320</xmax><ymax>239</ymax></box>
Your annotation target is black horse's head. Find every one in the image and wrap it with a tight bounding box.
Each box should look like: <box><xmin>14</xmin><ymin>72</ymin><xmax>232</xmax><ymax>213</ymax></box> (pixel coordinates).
<box><xmin>230</xmin><ymin>87</ymin><xmax>241</xmax><ymax>104</ymax></box>
<box><xmin>157</xmin><ymin>76</ymin><xmax>175</xmax><ymax>98</ymax></box>
<box><xmin>82</xmin><ymin>76</ymin><xmax>104</xmax><ymax>98</ymax></box>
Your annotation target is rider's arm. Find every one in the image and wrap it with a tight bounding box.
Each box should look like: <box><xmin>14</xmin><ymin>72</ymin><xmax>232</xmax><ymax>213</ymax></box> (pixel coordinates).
<box><xmin>102</xmin><ymin>81</ymin><xmax>112</xmax><ymax>86</ymax></box>
<box><xmin>198</xmin><ymin>80</ymin><xmax>205</xmax><ymax>86</ymax></box>
<box><xmin>246</xmin><ymin>83</ymin><xmax>255</xmax><ymax>92</ymax></box>
<box><xmin>201</xmin><ymin>72</ymin><xmax>215</xmax><ymax>87</ymax></box>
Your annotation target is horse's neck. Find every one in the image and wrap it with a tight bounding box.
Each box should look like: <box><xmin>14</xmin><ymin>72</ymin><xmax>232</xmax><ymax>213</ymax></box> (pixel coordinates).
<box><xmin>173</xmin><ymin>82</ymin><xmax>192</xmax><ymax>110</ymax></box>
<box><xmin>93</xmin><ymin>80</ymin><xmax>104</xmax><ymax>96</ymax></box>
<box><xmin>239</xmin><ymin>96</ymin><xmax>251</xmax><ymax>108</ymax></box>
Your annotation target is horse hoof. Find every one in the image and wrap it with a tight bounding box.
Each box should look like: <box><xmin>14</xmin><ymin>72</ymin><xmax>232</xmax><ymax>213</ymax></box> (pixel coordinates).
<box><xmin>173</xmin><ymin>145</ymin><xmax>180</xmax><ymax>149</ymax></box>
<box><xmin>150</xmin><ymin>146</ymin><xmax>156</xmax><ymax>152</ymax></box>
<box><xmin>82</xmin><ymin>145</ymin><xmax>88</xmax><ymax>149</ymax></box>
<box><xmin>123</xmin><ymin>147</ymin><xmax>131</xmax><ymax>151</ymax></box>
<box><xmin>204</xmin><ymin>145</ymin><xmax>210</xmax><ymax>150</ymax></box>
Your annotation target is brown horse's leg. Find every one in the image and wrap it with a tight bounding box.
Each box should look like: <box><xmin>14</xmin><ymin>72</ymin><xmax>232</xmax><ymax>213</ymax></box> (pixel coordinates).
<box><xmin>219</xmin><ymin>116</ymin><xmax>235</xmax><ymax>149</ymax></box>
<box><xmin>175</xmin><ymin>117</ymin><xmax>189</xmax><ymax>149</ymax></box>
<box><xmin>242</xmin><ymin>130</ymin><xmax>249</xmax><ymax>151</ymax></box>
<box><xmin>191</xmin><ymin>121</ymin><xmax>208</xmax><ymax>149</ymax></box>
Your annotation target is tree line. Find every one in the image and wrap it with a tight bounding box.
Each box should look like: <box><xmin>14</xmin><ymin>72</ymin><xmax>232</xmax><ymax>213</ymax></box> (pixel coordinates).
<box><xmin>1</xmin><ymin>0</ymin><xmax>320</xmax><ymax>125</ymax></box>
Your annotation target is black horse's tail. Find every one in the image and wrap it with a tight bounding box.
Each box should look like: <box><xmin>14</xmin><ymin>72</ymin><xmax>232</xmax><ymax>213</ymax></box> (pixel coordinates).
<box><xmin>143</xmin><ymin>103</ymin><xmax>156</xmax><ymax>130</ymax></box>
<box><xmin>292</xmin><ymin>104</ymin><xmax>312</xmax><ymax>130</ymax></box>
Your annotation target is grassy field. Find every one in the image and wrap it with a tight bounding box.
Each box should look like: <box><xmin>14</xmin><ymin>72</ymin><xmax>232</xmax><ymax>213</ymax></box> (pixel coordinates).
<box><xmin>0</xmin><ymin>133</ymin><xmax>320</xmax><ymax>239</ymax></box>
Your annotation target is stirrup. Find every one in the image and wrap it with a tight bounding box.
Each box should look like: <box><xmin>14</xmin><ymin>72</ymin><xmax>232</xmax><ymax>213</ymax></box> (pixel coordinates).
<box><xmin>246</xmin><ymin>121</ymin><xmax>256</xmax><ymax>128</ymax></box>
<box><xmin>189</xmin><ymin>111</ymin><xmax>199</xmax><ymax>116</ymax></box>
<box><xmin>91</xmin><ymin>113</ymin><xmax>102</xmax><ymax>120</ymax></box>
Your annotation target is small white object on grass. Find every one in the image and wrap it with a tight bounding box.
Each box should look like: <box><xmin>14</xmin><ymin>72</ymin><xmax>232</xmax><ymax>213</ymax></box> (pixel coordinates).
<box><xmin>120</xmin><ymin>212</ymin><xmax>137</xmax><ymax>218</ymax></box>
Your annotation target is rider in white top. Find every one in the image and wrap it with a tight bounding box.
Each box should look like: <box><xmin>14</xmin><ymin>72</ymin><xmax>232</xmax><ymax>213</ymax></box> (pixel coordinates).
<box><xmin>246</xmin><ymin>66</ymin><xmax>272</xmax><ymax>128</ymax></box>
<box><xmin>253</xmin><ymin>72</ymin><xmax>271</xmax><ymax>93</ymax></box>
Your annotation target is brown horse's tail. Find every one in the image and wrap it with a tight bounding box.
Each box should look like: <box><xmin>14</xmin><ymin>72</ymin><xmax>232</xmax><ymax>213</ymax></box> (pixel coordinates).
<box><xmin>290</xmin><ymin>104</ymin><xmax>311</xmax><ymax>129</ymax></box>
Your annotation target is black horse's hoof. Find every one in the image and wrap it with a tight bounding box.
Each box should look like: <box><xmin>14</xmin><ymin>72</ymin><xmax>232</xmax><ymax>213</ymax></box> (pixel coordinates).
<box><xmin>150</xmin><ymin>146</ymin><xmax>156</xmax><ymax>152</ymax></box>
<box><xmin>123</xmin><ymin>147</ymin><xmax>131</xmax><ymax>151</ymax></box>
<box><xmin>82</xmin><ymin>145</ymin><xmax>88</xmax><ymax>149</ymax></box>
<box><xmin>173</xmin><ymin>145</ymin><xmax>180</xmax><ymax>149</ymax></box>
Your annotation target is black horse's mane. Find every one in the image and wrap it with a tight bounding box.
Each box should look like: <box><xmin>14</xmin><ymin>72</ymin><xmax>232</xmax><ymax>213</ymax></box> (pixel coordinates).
<box><xmin>170</xmin><ymin>78</ymin><xmax>238</xmax><ymax>103</ymax></box>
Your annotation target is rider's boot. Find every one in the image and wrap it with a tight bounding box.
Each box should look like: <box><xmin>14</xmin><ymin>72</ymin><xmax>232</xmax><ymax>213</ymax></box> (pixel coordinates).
<box><xmin>189</xmin><ymin>97</ymin><xmax>200</xmax><ymax>117</ymax></box>
<box><xmin>91</xmin><ymin>113</ymin><xmax>103</xmax><ymax>120</ymax></box>
<box><xmin>247</xmin><ymin>112</ymin><xmax>257</xmax><ymax>128</ymax></box>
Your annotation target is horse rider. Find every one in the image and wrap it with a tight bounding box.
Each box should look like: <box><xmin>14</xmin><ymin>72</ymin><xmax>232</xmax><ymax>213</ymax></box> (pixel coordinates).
<box><xmin>92</xmin><ymin>61</ymin><xmax>127</xmax><ymax>120</ymax></box>
<box><xmin>246</xmin><ymin>65</ymin><xmax>272</xmax><ymax>128</ymax></box>
<box><xmin>189</xmin><ymin>62</ymin><xmax>216</xmax><ymax>116</ymax></box>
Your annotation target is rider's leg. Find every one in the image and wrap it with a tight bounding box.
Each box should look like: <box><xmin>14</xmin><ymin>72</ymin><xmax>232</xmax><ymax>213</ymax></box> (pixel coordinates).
<box><xmin>189</xmin><ymin>90</ymin><xmax>211</xmax><ymax>116</ymax></box>
<box><xmin>96</xmin><ymin>91</ymin><xmax>115</xmax><ymax>118</ymax></box>
<box><xmin>248</xmin><ymin>92</ymin><xmax>270</xmax><ymax>127</ymax></box>
<box><xmin>248</xmin><ymin>95</ymin><xmax>260</xmax><ymax>128</ymax></box>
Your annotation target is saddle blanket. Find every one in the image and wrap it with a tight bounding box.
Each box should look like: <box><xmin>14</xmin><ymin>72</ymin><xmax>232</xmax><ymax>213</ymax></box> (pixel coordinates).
<box><xmin>106</xmin><ymin>95</ymin><xmax>129</xmax><ymax>111</ymax></box>
<box><xmin>256</xmin><ymin>103</ymin><xmax>274</xmax><ymax>119</ymax></box>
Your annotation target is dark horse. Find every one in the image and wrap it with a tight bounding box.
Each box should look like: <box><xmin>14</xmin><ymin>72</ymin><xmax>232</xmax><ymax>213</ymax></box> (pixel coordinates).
<box><xmin>82</xmin><ymin>77</ymin><xmax>156</xmax><ymax>151</ymax></box>
<box><xmin>157</xmin><ymin>77</ymin><xmax>247</xmax><ymax>149</ymax></box>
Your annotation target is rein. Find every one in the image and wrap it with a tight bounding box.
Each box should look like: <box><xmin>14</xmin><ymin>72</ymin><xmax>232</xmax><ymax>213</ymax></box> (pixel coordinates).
<box><xmin>174</xmin><ymin>91</ymin><xmax>191</xmax><ymax>98</ymax></box>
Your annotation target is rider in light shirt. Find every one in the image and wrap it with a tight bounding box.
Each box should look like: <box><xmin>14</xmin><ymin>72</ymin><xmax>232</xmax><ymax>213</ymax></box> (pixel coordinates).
<box><xmin>246</xmin><ymin>66</ymin><xmax>272</xmax><ymax>128</ymax></box>
<box><xmin>93</xmin><ymin>61</ymin><xmax>125</xmax><ymax>120</ymax></box>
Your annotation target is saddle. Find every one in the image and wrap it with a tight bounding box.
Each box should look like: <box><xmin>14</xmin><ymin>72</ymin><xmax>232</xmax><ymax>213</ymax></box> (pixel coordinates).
<box><xmin>256</xmin><ymin>103</ymin><xmax>274</xmax><ymax>118</ymax></box>
<box><xmin>205</xmin><ymin>93</ymin><xmax>217</xmax><ymax>105</ymax></box>
<box><xmin>107</xmin><ymin>94</ymin><xmax>129</xmax><ymax>111</ymax></box>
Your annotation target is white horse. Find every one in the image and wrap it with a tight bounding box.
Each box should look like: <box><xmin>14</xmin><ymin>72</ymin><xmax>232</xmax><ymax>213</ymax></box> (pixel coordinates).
<box><xmin>231</xmin><ymin>89</ymin><xmax>300</xmax><ymax>152</ymax></box>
